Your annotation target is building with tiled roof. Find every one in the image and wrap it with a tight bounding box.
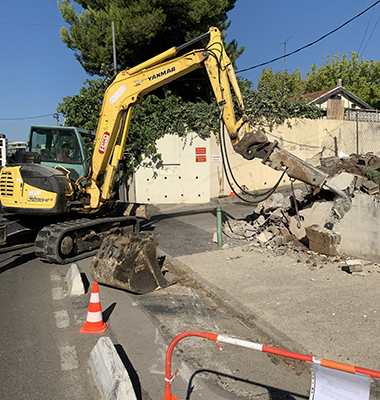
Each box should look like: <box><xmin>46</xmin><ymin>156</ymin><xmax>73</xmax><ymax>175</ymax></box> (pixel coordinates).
<box><xmin>290</xmin><ymin>79</ymin><xmax>375</xmax><ymax>121</ymax></box>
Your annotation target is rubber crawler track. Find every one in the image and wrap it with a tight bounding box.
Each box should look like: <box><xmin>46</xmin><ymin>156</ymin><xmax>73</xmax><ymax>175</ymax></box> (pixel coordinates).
<box><xmin>34</xmin><ymin>216</ymin><xmax>139</xmax><ymax>264</ymax></box>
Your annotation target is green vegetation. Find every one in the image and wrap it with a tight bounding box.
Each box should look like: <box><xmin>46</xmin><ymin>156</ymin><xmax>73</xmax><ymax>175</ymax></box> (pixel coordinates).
<box><xmin>364</xmin><ymin>165</ymin><xmax>380</xmax><ymax>186</ymax></box>
<box><xmin>260</xmin><ymin>51</ymin><xmax>380</xmax><ymax>108</ymax></box>
<box><xmin>57</xmin><ymin>0</ymin><xmax>323</xmax><ymax>173</ymax></box>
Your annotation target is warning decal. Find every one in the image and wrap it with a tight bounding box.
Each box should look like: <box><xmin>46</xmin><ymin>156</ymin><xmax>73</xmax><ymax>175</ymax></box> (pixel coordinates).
<box><xmin>99</xmin><ymin>132</ymin><xmax>110</xmax><ymax>154</ymax></box>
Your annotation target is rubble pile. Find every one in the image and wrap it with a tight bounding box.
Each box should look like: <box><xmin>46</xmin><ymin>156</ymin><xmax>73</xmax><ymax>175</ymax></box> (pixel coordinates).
<box><xmin>222</xmin><ymin>191</ymin><xmax>312</xmax><ymax>250</ymax></box>
<box><xmin>222</xmin><ymin>153</ymin><xmax>380</xmax><ymax>260</ymax></box>
<box><xmin>320</xmin><ymin>153</ymin><xmax>380</xmax><ymax>196</ymax></box>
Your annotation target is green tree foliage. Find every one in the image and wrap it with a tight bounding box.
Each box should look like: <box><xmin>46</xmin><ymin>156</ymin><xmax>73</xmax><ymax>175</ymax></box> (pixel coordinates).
<box><xmin>240</xmin><ymin>79</ymin><xmax>322</xmax><ymax>131</ymax></box>
<box><xmin>57</xmin><ymin>0</ymin><xmax>321</xmax><ymax>173</ymax></box>
<box><xmin>258</xmin><ymin>68</ymin><xmax>305</xmax><ymax>97</ymax></box>
<box><xmin>305</xmin><ymin>52</ymin><xmax>380</xmax><ymax>108</ymax></box>
<box><xmin>259</xmin><ymin>52</ymin><xmax>380</xmax><ymax>109</ymax></box>
<box><xmin>58</xmin><ymin>0</ymin><xmax>243</xmax><ymax>101</ymax></box>
<box><xmin>57</xmin><ymin>78</ymin><xmax>219</xmax><ymax>170</ymax></box>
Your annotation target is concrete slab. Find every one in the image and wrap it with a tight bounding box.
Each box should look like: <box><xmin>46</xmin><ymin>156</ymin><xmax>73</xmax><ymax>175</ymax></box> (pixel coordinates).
<box><xmin>329</xmin><ymin>172</ymin><xmax>355</xmax><ymax>191</ymax></box>
<box><xmin>288</xmin><ymin>201</ymin><xmax>333</xmax><ymax>240</ymax></box>
<box><xmin>90</xmin><ymin>336</ymin><xmax>137</xmax><ymax>400</ymax></box>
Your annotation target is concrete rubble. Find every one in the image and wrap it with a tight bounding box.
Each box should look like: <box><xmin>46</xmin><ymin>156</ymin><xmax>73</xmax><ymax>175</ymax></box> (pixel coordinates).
<box><xmin>222</xmin><ymin>152</ymin><xmax>380</xmax><ymax>264</ymax></box>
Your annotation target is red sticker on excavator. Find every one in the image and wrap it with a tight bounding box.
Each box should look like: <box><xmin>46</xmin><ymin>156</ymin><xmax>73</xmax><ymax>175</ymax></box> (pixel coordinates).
<box><xmin>99</xmin><ymin>132</ymin><xmax>110</xmax><ymax>154</ymax></box>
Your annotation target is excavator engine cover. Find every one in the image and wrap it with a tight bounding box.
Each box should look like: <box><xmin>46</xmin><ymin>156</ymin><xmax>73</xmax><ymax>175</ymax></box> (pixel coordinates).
<box><xmin>90</xmin><ymin>232</ymin><xmax>170</xmax><ymax>294</ymax></box>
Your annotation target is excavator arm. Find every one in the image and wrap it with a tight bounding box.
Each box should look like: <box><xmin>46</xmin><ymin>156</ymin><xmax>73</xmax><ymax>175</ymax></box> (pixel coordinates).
<box><xmin>85</xmin><ymin>27</ymin><xmax>250</xmax><ymax>210</ymax></box>
<box><xmin>85</xmin><ymin>27</ymin><xmax>344</xmax><ymax>211</ymax></box>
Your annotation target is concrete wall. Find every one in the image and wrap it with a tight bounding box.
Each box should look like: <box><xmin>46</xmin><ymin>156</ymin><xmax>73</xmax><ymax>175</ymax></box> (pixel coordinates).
<box><xmin>335</xmin><ymin>192</ymin><xmax>380</xmax><ymax>263</ymax></box>
<box><xmin>133</xmin><ymin>133</ymin><xmax>210</xmax><ymax>204</ymax></box>
<box><xmin>131</xmin><ymin>119</ymin><xmax>380</xmax><ymax>204</ymax></box>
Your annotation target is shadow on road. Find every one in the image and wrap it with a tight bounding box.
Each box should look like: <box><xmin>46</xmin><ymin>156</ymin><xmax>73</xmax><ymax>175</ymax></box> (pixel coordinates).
<box><xmin>141</xmin><ymin>207</ymin><xmax>236</xmax><ymax>232</ymax></box>
<box><xmin>115</xmin><ymin>344</ymin><xmax>143</xmax><ymax>400</ymax></box>
<box><xmin>0</xmin><ymin>250</ymin><xmax>36</xmax><ymax>274</ymax></box>
<box><xmin>186</xmin><ymin>369</ymin><xmax>308</xmax><ymax>400</ymax></box>
<box><xmin>103</xmin><ymin>302</ymin><xmax>117</xmax><ymax>322</ymax></box>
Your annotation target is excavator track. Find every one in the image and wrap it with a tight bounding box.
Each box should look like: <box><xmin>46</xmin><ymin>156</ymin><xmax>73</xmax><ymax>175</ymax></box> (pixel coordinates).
<box><xmin>34</xmin><ymin>216</ymin><xmax>139</xmax><ymax>264</ymax></box>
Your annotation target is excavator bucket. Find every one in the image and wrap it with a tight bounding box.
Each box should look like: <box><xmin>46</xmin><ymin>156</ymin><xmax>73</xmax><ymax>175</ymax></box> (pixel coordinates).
<box><xmin>90</xmin><ymin>232</ymin><xmax>171</xmax><ymax>294</ymax></box>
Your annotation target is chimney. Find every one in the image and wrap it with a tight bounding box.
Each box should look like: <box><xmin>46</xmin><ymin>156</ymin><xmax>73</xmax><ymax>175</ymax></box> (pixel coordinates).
<box><xmin>337</xmin><ymin>78</ymin><xmax>342</xmax><ymax>86</ymax></box>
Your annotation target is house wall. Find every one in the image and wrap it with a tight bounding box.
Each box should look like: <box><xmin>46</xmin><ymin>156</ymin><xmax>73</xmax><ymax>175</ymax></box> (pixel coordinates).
<box><xmin>131</xmin><ymin>119</ymin><xmax>380</xmax><ymax>204</ymax></box>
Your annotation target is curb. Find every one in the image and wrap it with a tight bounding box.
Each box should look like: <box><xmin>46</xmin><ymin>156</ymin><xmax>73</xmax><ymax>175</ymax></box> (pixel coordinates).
<box><xmin>158</xmin><ymin>247</ymin><xmax>311</xmax><ymax>356</ymax></box>
<box><xmin>90</xmin><ymin>337</ymin><xmax>137</xmax><ymax>400</ymax></box>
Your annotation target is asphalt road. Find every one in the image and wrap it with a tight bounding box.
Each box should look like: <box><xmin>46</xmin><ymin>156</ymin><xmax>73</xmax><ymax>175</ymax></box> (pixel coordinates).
<box><xmin>0</xmin><ymin>202</ymin><xmax>314</xmax><ymax>400</ymax></box>
<box><xmin>0</xmin><ymin>247</ymin><xmax>98</xmax><ymax>400</ymax></box>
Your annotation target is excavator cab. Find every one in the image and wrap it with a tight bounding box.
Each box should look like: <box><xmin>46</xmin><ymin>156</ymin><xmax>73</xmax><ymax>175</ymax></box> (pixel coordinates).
<box><xmin>28</xmin><ymin>125</ymin><xmax>91</xmax><ymax>181</ymax></box>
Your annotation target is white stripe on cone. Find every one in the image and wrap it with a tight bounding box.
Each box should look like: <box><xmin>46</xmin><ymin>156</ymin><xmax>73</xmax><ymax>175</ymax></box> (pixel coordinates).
<box><xmin>86</xmin><ymin>311</ymin><xmax>103</xmax><ymax>323</ymax></box>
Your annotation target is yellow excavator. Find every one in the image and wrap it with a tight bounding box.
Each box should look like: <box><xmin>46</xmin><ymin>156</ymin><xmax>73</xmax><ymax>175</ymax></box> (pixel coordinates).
<box><xmin>0</xmin><ymin>27</ymin><xmax>344</xmax><ymax>286</ymax></box>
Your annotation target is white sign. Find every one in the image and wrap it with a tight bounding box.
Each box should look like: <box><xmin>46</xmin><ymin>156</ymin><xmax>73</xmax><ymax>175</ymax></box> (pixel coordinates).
<box><xmin>211</xmin><ymin>155</ymin><xmax>221</xmax><ymax>163</ymax></box>
<box><xmin>310</xmin><ymin>364</ymin><xmax>370</xmax><ymax>400</ymax></box>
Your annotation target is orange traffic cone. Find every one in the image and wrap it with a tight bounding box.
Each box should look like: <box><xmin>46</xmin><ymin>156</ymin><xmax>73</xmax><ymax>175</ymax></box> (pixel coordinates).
<box><xmin>230</xmin><ymin>183</ymin><xmax>236</xmax><ymax>196</ymax></box>
<box><xmin>79</xmin><ymin>282</ymin><xmax>109</xmax><ymax>334</ymax></box>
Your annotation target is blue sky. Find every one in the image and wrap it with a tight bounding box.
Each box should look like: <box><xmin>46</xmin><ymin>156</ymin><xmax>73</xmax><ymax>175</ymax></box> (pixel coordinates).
<box><xmin>1</xmin><ymin>0</ymin><xmax>380</xmax><ymax>142</ymax></box>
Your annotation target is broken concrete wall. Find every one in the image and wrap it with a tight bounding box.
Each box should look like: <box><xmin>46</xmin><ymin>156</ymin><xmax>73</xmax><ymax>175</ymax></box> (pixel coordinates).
<box><xmin>334</xmin><ymin>192</ymin><xmax>380</xmax><ymax>263</ymax></box>
<box><xmin>223</xmin><ymin>160</ymin><xmax>380</xmax><ymax>263</ymax></box>
<box><xmin>287</xmin><ymin>170</ymin><xmax>380</xmax><ymax>263</ymax></box>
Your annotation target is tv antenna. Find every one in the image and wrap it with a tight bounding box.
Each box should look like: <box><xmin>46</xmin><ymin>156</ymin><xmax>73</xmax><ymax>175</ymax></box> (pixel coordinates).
<box><xmin>279</xmin><ymin>36</ymin><xmax>292</xmax><ymax>73</ymax></box>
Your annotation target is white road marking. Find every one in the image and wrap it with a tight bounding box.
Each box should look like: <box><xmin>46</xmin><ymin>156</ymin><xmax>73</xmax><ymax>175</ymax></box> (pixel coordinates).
<box><xmin>148</xmin><ymin>328</ymin><xmax>167</xmax><ymax>374</ymax></box>
<box><xmin>59</xmin><ymin>345</ymin><xmax>79</xmax><ymax>371</ymax></box>
<box><xmin>50</xmin><ymin>272</ymin><xmax>61</xmax><ymax>282</ymax></box>
<box><xmin>54</xmin><ymin>310</ymin><xmax>70</xmax><ymax>328</ymax></box>
<box><xmin>52</xmin><ymin>287</ymin><xmax>65</xmax><ymax>300</ymax></box>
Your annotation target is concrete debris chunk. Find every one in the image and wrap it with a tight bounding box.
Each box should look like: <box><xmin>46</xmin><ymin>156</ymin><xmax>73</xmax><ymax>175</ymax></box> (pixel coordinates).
<box><xmin>342</xmin><ymin>259</ymin><xmax>363</xmax><ymax>273</ymax></box>
<box><xmin>329</xmin><ymin>172</ymin><xmax>355</xmax><ymax>192</ymax></box>
<box><xmin>362</xmin><ymin>178</ymin><xmax>380</xmax><ymax>195</ymax></box>
<box><xmin>260</xmin><ymin>193</ymin><xmax>291</xmax><ymax>213</ymax></box>
<box><xmin>305</xmin><ymin>224</ymin><xmax>341</xmax><ymax>256</ymax></box>
<box><xmin>224</xmin><ymin>219</ymin><xmax>247</xmax><ymax>238</ymax></box>
<box><xmin>341</xmin><ymin>259</ymin><xmax>363</xmax><ymax>273</ymax></box>
<box><xmin>257</xmin><ymin>230</ymin><xmax>273</xmax><ymax>244</ymax></box>
<box><xmin>255</xmin><ymin>215</ymin><xmax>266</xmax><ymax>227</ymax></box>
<box><xmin>353</xmin><ymin>175</ymin><xmax>364</xmax><ymax>191</ymax></box>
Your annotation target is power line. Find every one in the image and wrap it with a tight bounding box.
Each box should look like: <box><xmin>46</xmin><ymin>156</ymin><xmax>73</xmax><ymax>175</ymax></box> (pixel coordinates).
<box><xmin>236</xmin><ymin>0</ymin><xmax>380</xmax><ymax>74</ymax></box>
<box><xmin>358</xmin><ymin>9</ymin><xmax>374</xmax><ymax>54</ymax></box>
<box><xmin>361</xmin><ymin>13</ymin><xmax>380</xmax><ymax>57</ymax></box>
<box><xmin>0</xmin><ymin>114</ymin><xmax>54</xmax><ymax>121</ymax></box>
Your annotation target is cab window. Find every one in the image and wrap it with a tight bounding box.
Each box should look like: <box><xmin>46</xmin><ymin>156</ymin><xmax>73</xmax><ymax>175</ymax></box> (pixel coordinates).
<box><xmin>30</xmin><ymin>128</ymin><xmax>82</xmax><ymax>164</ymax></box>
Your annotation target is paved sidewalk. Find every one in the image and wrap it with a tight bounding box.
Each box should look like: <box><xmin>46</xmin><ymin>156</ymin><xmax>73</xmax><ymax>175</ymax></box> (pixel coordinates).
<box><xmin>150</xmin><ymin>201</ymin><xmax>380</xmax><ymax>373</ymax></box>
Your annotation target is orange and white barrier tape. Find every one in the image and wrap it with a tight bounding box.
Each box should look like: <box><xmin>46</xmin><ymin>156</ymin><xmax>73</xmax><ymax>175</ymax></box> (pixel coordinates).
<box><xmin>164</xmin><ymin>331</ymin><xmax>380</xmax><ymax>400</ymax></box>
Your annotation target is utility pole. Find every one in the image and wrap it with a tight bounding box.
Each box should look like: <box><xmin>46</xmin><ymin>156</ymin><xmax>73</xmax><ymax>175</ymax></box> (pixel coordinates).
<box><xmin>112</xmin><ymin>22</ymin><xmax>117</xmax><ymax>76</ymax></box>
